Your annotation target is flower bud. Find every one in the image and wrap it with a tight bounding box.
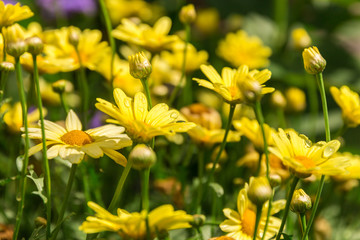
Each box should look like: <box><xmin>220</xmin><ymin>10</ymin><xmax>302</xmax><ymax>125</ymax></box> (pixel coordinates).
<box><xmin>190</xmin><ymin>214</ymin><xmax>205</xmax><ymax>228</ymax></box>
<box><xmin>26</xmin><ymin>36</ymin><xmax>44</xmax><ymax>55</ymax></box>
<box><xmin>52</xmin><ymin>80</ymin><xmax>67</xmax><ymax>94</ymax></box>
<box><xmin>302</xmin><ymin>46</ymin><xmax>326</xmax><ymax>75</ymax></box>
<box><xmin>179</xmin><ymin>4</ymin><xmax>197</xmax><ymax>24</ymax></box>
<box><xmin>290</xmin><ymin>189</ymin><xmax>312</xmax><ymax>214</ymax></box>
<box><xmin>270</xmin><ymin>90</ymin><xmax>286</xmax><ymax>109</ymax></box>
<box><xmin>248</xmin><ymin>177</ymin><xmax>272</xmax><ymax>206</ymax></box>
<box><xmin>128</xmin><ymin>51</ymin><xmax>152</xmax><ymax>79</ymax></box>
<box><xmin>68</xmin><ymin>26</ymin><xmax>81</xmax><ymax>48</ymax></box>
<box><xmin>0</xmin><ymin>62</ymin><xmax>15</xmax><ymax>72</ymax></box>
<box><xmin>269</xmin><ymin>173</ymin><xmax>282</xmax><ymax>188</ymax></box>
<box><xmin>129</xmin><ymin>144</ymin><xmax>156</xmax><ymax>170</ymax></box>
<box><xmin>239</xmin><ymin>78</ymin><xmax>262</xmax><ymax>103</ymax></box>
<box><xmin>6</xmin><ymin>40</ymin><xmax>27</xmax><ymax>57</ymax></box>
<box><xmin>2</xmin><ymin>24</ymin><xmax>25</xmax><ymax>43</ymax></box>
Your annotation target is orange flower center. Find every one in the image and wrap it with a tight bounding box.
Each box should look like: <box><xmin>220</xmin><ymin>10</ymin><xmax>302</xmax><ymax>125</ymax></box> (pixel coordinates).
<box><xmin>241</xmin><ymin>208</ymin><xmax>256</xmax><ymax>237</ymax></box>
<box><xmin>229</xmin><ymin>85</ymin><xmax>239</xmax><ymax>98</ymax></box>
<box><xmin>60</xmin><ymin>130</ymin><xmax>93</xmax><ymax>146</ymax></box>
<box><xmin>294</xmin><ymin>155</ymin><xmax>316</xmax><ymax>169</ymax></box>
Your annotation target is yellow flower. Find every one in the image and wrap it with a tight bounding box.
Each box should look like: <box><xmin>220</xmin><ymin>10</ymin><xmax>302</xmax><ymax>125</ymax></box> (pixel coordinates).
<box><xmin>333</xmin><ymin>152</ymin><xmax>360</xmax><ymax>179</ymax></box>
<box><xmin>302</xmin><ymin>46</ymin><xmax>326</xmax><ymax>75</ymax></box>
<box><xmin>95</xmin><ymin>88</ymin><xmax>196</xmax><ymax>142</ymax></box>
<box><xmin>161</xmin><ymin>42</ymin><xmax>208</xmax><ymax>73</ymax></box>
<box><xmin>180</xmin><ymin>103</ymin><xmax>241</xmax><ymax>146</ymax></box>
<box><xmin>330</xmin><ymin>85</ymin><xmax>360</xmax><ymax>128</ymax></box>
<box><xmin>193</xmin><ymin>65</ymin><xmax>273</xmax><ymax>104</ymax></box>
<box><xmin>179</xmin><ymin>4</ymin><xmax>196</xmax><ymax>24</ymax></box>
<box><xmin>285</xmin><ymin>87</ymin><xmax>306</xmax><ymax>112</ymax></box>
<box><xmin>269</xmin><ymin>128</ymin><xmax>350</xmax><ymax>177</ymax></box>
<box><xmin>233</xmin><ymin>117</ymin><xmax>275</xmax><ymax>151</ymax></box>
<box><xmin>195</xmin><ymin>8</ymin><xmax>220</xmax><ymax>35</ymax></box>
<box><xmin>0</xmin><ymin>102</ymin><xmax>45</xmax><ymax>133</ymax></box>
<box><xmin>291</xmin><ymin>28</ymin><xmax>311</xmax><ymax>50</ymax></box>
<box><xmin>42</xmin><ymin>27</ymin><xmax>110</xmax><ymax>71</ymax></box>
<box><xmin>217</xmin><ymin>30</ymin><xmax>272</xmax><ymax>69</ymax></box>
<box><xmin>220</xmin><ymin>180</ymin><xmax>285</xmax><ymax>240</ymax></box>
<box><xmin>0</xmin><ymin>2</ymin><xmax>33</xmax><ymax>27</ymax></box>
<box><xmin>112</xmin><ymin>17</ymin><xmax>179</xmax><ymax>52</ymax></box>
<box><xmin>149</xmin><ymin>54</ymin><xmax>182</xmax><ymax>88</ymax></box>
<box><xmin>25</xmin><ymin>110</ymin><xmax>132</xmax><ymax>165</ymax></box>
<box><xmin>79</xmin><ymin>201</ymin><xmax>193</xmax><ymax>239</ymax></box>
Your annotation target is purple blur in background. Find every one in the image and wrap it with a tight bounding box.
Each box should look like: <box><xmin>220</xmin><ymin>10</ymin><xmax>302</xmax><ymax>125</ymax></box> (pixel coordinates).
<box><xmin>36</xmin><ymin>0</ymin><xmax>97</xmax><ymax>18</ymax></box>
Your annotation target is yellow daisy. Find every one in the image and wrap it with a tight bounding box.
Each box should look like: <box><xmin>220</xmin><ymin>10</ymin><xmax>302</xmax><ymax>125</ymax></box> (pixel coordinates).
<box><xmin>332</xmin><ymin>152</ymin><xmax>360</xmax><ymax>179</ymax></box>
<box><xmin>233</xmin><ymin>117</ymin><xmax>275</xmax><ymax>151</ymax></box>
<box><xmin>220</xmin><ymin>181</ymin><xmax>285</xmax><ymax>240</ymax></box>
<box><xmin>0</xmin><ymin>2</ymin><xmax>33</xmax><ymax>27</ymax></box>
<box><xmin>112</xmin><ymin>16</ymin><xmax>179</xmax><ymax>52</ymax></box>
<box><xmin>95</xmin><ymin>88</ymin><xmax>196</xmax><ymax>142</ymax></box>
<box><xmin>269</xmin><ymin>128</ymin><xmax>350</xmax><ymax>176</ymax></box>
<box><xmin>25</xmin><ymin>110</ymin><xmax>132</xmax><ymax>165</ymax></box>
<box><xmin>330</xmin><ymin>85</ymin><xmax>360</xmax><ymax>128</ymax></box>
<box><xmin>217</xmin><ymin>30</ymin><xmax>272</xmax><ymax>69</ymax></box>
<box><xmin>79</xmin><ymin>201</ymin><xmax>193</xmax><ymax>239</ymax></box>
<box><xmin>193</xmin><ymin>64</ymin><xmax>273</xmax><ymax>104</ymax></box>
<box><xmin>0</xmin><ymin>102</ymin><xmax>45</xmax><ymax>133</ymax></box>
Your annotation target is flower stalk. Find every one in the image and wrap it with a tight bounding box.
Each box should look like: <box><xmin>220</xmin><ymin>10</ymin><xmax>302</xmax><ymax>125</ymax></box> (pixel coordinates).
<box><xmin>253</xmin><ymin>205</ymin><xmax>263</xmax><ymax>240</ymax></box>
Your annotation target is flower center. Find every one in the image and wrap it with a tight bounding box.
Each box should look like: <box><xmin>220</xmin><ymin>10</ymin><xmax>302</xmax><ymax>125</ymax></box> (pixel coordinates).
<box><xmin>60</xmin><ymin>130</ymin><xmax>93</xmax><ymax>146</ymax></box>
<box><xmin>294</xmin><ymin>155</ymin><xmax>316</xmax><ymax>169</ymax></box>
<box><xmin>241</xmin><ymin>208</ymin><xmax>256</xmax><ymax>237</ymax></box>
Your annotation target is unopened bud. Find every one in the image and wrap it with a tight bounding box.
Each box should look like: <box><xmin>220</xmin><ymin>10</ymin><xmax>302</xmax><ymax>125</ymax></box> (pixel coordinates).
<box><xmin>68</xmin><ymin>26</ymin><xmax>81</xmax><ymax>48</ymax></box>
<box><xmin>248</xmin><ymin>177</ymin><xmax>272</xmax><ymax>206</ymax></box>
<box><xmin>52</xmin><ymin>80</ymin><xmax>67</xmax><ymax>94</ymax></box>
<box><xmin>271</xmin><ymin>90</ymin><xmax>286</xmax><ymax>109</ymax></box>
<box><xmin>239</xmin><ymin>78</ymin><xmax>262</xmax><ymax>103</ymax></box>
<box><xmin>179</xmin><ymin>4</ymin><xmax>197</xmax><ymax>24</ymax></box>
<box><xmin>128</xmin><ymin>51</ymin><xmax>152</xmax><ymax>79</ymax></box>
<box><xmin>302</xmin><ymin>46</ymin><xmax>326</xmax><ymax>74</ymax></box>
<box><xmin>0</xmin><ymin>62</ymin><xmax>15</xmax><ymax>72</ymax></box>
<box><xmin>26</xmin><ymin>36</ymin><xmax>44</xmax><ymax>55</ymax></box>
<box><xmin>269</xmin><ymin>173</ymin><xmax>282</xmax><ymax>188</ymax></box>
<box><xmin>190</xmin><ymin>214</ymin><xmax>205</xmax><ymax>228</ymax></box>
<box><xmin>6</xmin><ymin>40</ymin><xmax>27</xmax><ymax>57</ymax></box>
<box><xmin>129</xmin><ymin>144</ymin><xmax>156</xmax><ymax>170</ymax></box>
<box><xmin>290</xmin><ymin>189</ymin><xmax>312</xmax><ymax>214</ymax></box>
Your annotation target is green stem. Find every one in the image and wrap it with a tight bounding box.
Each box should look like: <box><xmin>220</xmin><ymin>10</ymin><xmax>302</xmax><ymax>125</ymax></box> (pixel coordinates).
<box><xmin>196</xmin><ymin>227</ymin><xmax>204</xmax><ymax>240</ymax></box>
<box><xmin>300</xmin><ymin>213</ymin><xmax>308</xmax><ymax>239</ymax></box>
<box><xmin>50</xmin><ymin>164</ymin><xmax>78</xmax><ymax>240</ymax></box>
<box><xmin>0</xmin><ymin>70</ymin><xmax>9</xmax><ymax>103</ymax></box>
<box><xmin>253</xmin><ymin>205</ymin><xmax>263</xmax><ymax>240</ymax></box>
<box><xmin>255</xmin><ymin>150</ymin><xmax>262</xmax><ymax>176</ymax></box>
<box><xmin>255</xmin><ymin>100</ymin><xmax>270</xmax><ymax>180</ymax></box>
<box><xmin>275</xmin><ymin>176</ymin><xmax>299</xmax><ymax>240</ymax></box>
<box><xmin>261</xmin><ymin>189</ymin><xmax>275</xmax><ymax>240</ymax></box>
<box><xmin>168</xmin><ymin>24</ymin><xmax>190</xmax><ymax>107</ymax></box>
<box><xmin>195</xmin><ymin>149</ymin><xmax>204</xmax><ymax>214</ymax></box>
<box><xmin>76</xmin><ymin>50</ymin><xmax>89</xmax><ymax>127</ymax></box>
<box><xmin>141</xmin><ymin>78</ymin><xmax>152</xmax><ymax>110</ymax></box>
<box><xmin>59</xmin><ymin>92</ymin><xmax>69</xmax><ymax>114</ymax></box>
<box><xmin>32</xmin><ymin>54</ymin><xmax>52</xmax><ymax>239</ymax></box>
<box><xmin>108</xmin><ymin>156</ymin><xmax>134</xmax><ymax>212</ymax></box>
<box><xmin>274</xmin><ymin>0</ymin><xmax>288</xmax><ymax>50</ymax></box>
<box><xmin>302</xmin><ymin>72</ymin><xmax>331</xmax><ymax>240</ymax></box>
<box><xmin>141</xmin><ymin>168</ymin><xmax>151</xmax><ymax>240</ymax></box>
<box><xmin>13</xmin><ymin>57</ymin><xmax>30</xmax><ymax>240</ymax></box>
<box><xmin>98</xmin><ymin>0</ymin><xmax>116</xmax><ymax>89</ymax></box>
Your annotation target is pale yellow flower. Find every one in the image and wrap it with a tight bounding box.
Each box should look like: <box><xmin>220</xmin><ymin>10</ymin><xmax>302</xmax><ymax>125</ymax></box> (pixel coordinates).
<box><xmin>285</xmin><ymin>87</ymin><xmax>306</xmax><ymax>112</ymax></box>
<box><xmin>291</xmin><ymin>28</ymin><xmax>311</xmax><ymax>50</ymax></box>
<box><xmin>112</xmin><ymin>17</ymin><xmax>179</xmax><ymax>52</ymax></box>
<box><xmin>161</xmin><ymin>42</ymin><xmax>208</xmax><ymax>73</ymax></box>
<box><xmin>332</xmin><ymin>152</ymin><xmax>360</xmax><ymax>179</ymax></box>
<box><xmin>79</xmin><ymin>201</ymin><xmax>193</xmax><ymax>239</ymax></box>
<box><xmin>0</xmin><ymin>102</ymin><xmax>45</xmax><ymax>133</ymax></box>
<box><xmin>330</xmin><ymin>85</ymin><xmax>360</xmax><ymax>128</ymax></box>
<box><xmin>269</xmin><ymin>128</ymin><xmax>350</xmax><ymax>176</ymax></box>
<box><xmin>220</xmin><ymin>181</ymin><xmax>285</xmax><ymax>240</ymax></box>
<box><xmin>193</xmin><ymin>65</ymin><xmax>273</xmax><ymax>104</ymax></box>
<box><xmin>233</xmin><ymin>117</ymin><xmax>275</xmax><ymax>151</ymax></box>
<box><xmin>217</xmin><ymin>30</ymin><xmax>272</xmax><ymax>69</ymax></box>
<box><xmin>96</xmin><ymin>88</ymin><xmax>196</xmax><ymax>142</ymax></box>
<box><xmin>25</xmin><ymin>110</ymin><xmax>132</xmax><ymax>165</ymax></box>
<box><xmin>0</xmin><ymin>2</ymin><xmax>33</xmax><ymax>27</ymax></box>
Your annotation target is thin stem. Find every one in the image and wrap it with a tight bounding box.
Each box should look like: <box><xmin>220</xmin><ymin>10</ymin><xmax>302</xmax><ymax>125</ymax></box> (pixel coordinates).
<box><xmin>196</xmin><ymin>227</ymin><xmax>204</xmax><ymax>240</ymax></box>
<box><xmin>195</xmin><ymin>149</ymin><xmax>204</xmax><ymax>214</ymax></box>
<box><xmin>261</xmin><ymin>188</ymin><xmax>275</xmax><ymax>240</ymax></box>
<box><xmin>253</xmin><ymin>205</ymin><xmax>263</xmax><ymax>240</ymax></box>
<box><xmin>141</xmin><ymin>168</ymin><xmax>151</xmax><ymax>240</ymax></box>
<box><xmin>108</xmin><ymin>157</ymin><xmax>134</xmax><ymax>212</ymax></box>
<box><xmin>98</xmin><ymin>0</ymin><xmax>115</xmax><ymax>89</ymax></box>
<box><xmin>302</xmin><ymin>72</ymin><xmax>330</xmax><ymax>240</ymax></box>
<box><xmin>0</xmin><ymin>70</ymin><xmax>9</xmax><ymax>102</ymax></box>
<box><xmin>274</xmin><ymin>0</ymin><xmax>288</xmax><ymax>50</ymax></box>
<box><xmin>168</xmin><ymin>24</ymin><xmax>190</xmax><ymax>107</ymax></box>
<box><xmin>275</xmin><ymin>176</ymin><xmax>299</xmax><ymax>240</ymax></box>
<box><xmin>76</xmin><ymin>49</ymin><xmax>89</xmax><ymax>127</ymax></box>
<box><xmin>50</xmin><ymin>164</ymin><xmax>78</xmax><ymax>240</ymax></box>
<box><xmin>141</xmin><ymin>78</ymin><xmax>152</xmax><ymax>110</ymax></box>
<box><xmin>255</xmin><ymin>150</ymin><xmax>262</xmax><ymax>176</ymax></box>
<box><xmin>300</xmin><ymin>213</ymin><xmax>307</xmax><ymax>239</ymax></box>
<box><xmin>32</xmin><ymin>54</ymin><xmax>52</xmax><ymax>239</ymax></box>
<box><xmin>13</xmin><ymin>57</ymin><xmax>30</xmax><ymax>240</ymax></box>
<box><xmin>255</xmin><ymin>100</ymin><xmax>270</xmax><ymax>180</ymax></box>
<box><xmin>59</xmin><ymin>92</ymin><xmax>69</xmax><ymax>114</ymax></box>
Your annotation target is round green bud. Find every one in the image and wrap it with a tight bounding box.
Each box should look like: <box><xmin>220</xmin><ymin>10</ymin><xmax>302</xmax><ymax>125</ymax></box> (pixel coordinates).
<box><xmin>129</xmin><ymin>144</ymin><xmax>156</xmax><ymax>170</ymax></box>
<box><xmin>68</xmin><ymin>26</ymin><xmax>81</xmax><ymax>48</ymax></box>
<box><xmin>190</xmin><ymin>214</ymin><xmax>205</xmax><ymax>228</ymax></box>
<box><xmin>6</xmin><ymin>40</ymin><xmax>27</xmax><ymax>57</ymax></box>
<box><xmin>26</xmin><ymin>36</ymin><xmax>44</xmax><ymax>55</ymax></box>
<box><xmin>0</xmin><ymin>62</ymin><xmax>15</xmax><ymax>72</ymax></box>
<box><xmin>52</xmin><ymin>79</ymin><xmax>67</xmax><ymax>94</ymax></box>
<box><xmin>290</xmin><ymin>189</ymin><xmax>312</xmax><ymax>214</ymax></box>
<box><xmin>248</xmin><ymin>176</ymin><xmax>272</xmax><ymax>206</ymax></box>
<box><xmin>128</xmin><ymin>51</ymin><xmax>152</xmax><ymax>79</ymax></box>
<box><xmin>269</xmin><ymin>173</ymin><xmax>282</xmax><ymax>188</ymax></box>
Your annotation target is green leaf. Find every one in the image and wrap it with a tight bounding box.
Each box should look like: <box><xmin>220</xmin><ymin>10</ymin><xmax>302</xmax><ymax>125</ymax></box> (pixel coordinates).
<box><xmin>209</xmin><ymin>182</ymin><xmax>224</xmax><ymax>197</ymax></box>
<box><xmin>27</xmin><ymin>169</ymin><xmax>47</xmax><ymax>204</ymax></box>
<box><xmin>29</xmin><ymin>225</ymin><xmax>46</xmax><ymax>240</ymax></box>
